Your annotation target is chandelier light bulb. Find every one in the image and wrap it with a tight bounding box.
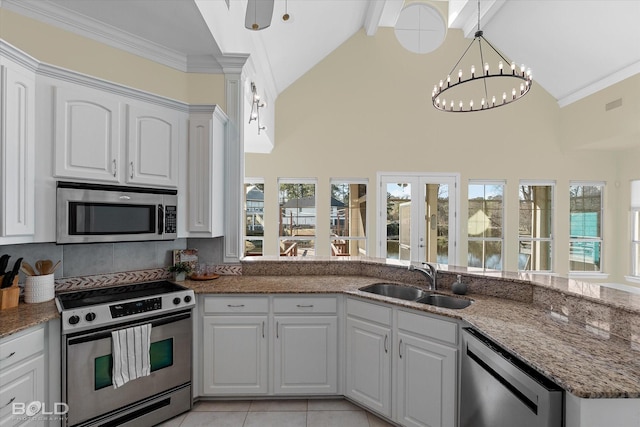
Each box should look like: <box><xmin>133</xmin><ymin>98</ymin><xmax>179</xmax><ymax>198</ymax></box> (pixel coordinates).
<box><xmin>492</xmin><ymin>95</ymin><xmax>496</xmax><ymax>106</ymax></box>
<box><xmin>471</xmin><ymin>65</ymin><xmax>475</xmax><ymax>78</ymax></box>
<box><xmin>447</xmin><ymin>75</ymin><xmax>451</xmax><ymax>86</ymax></box>
<box><xmin>498</xmin><ymin>61</ymin><xmax>503</xmax><ymax>74</ymax></box>
<box><xmin>470</xmin><ymin>100</ymin><xmax>474</xmax><ymax>110</ymax></box>
<box><xmin>511</xmin><ymin>62</ymin><xmax>516</xmax><ymax>74</ymax></box>
<box><xmin>481</xmin><ymin>98</ymin><xmax>485</xmax><ymax>108</ymax></box>
<box><xmin>484</xmin><ymin>63</ymin><xmax>489</xmax><ymax>75</ymax></box>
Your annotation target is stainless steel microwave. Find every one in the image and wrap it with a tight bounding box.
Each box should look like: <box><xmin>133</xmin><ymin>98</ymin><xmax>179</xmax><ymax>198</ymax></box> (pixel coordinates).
<box><xmin>56</xmin><ymin>181</ymin><xmax>177</xmax><ymax>244</ymax></box>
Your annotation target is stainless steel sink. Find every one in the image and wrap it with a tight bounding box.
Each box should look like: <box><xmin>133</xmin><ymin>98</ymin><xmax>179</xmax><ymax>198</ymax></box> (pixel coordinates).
<box><xmin>359</xmin><ymin>282</ymin><xmax>472</xmax><ymax>309</ymax></box>
<box><xmin>359</xmin><ymin>283</ymin><xmax>429</xmax><ymax>301</ymax></box>
<box><xmin>416</xmin><ymin>294</ymin><xmax>472</xmax><ymax>309</ymax></box>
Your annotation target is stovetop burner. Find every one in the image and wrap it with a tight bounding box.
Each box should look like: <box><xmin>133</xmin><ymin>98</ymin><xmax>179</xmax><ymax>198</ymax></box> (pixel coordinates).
<box><xmin>57</xmin><ymin>281</ymin><xmax>187</xmax><ymax>310</ymax></box>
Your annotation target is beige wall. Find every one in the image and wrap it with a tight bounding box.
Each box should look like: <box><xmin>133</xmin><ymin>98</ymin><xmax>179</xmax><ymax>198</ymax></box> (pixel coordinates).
<box><xmin>0</xmin><ymin>8</ymin><xmax>225</xmax><ymax>106</ymax></box>
<box><xmin>246</xmin><ymin>27</ymin><xmax>638</xmax><ymax>284</ymax></box>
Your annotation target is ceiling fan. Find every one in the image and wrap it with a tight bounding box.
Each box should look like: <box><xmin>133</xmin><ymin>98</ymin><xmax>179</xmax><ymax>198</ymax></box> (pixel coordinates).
<box><xmin>245</xmin><ymin>0</ymin><xmax>275</xmax><ymax>31</ymax></box>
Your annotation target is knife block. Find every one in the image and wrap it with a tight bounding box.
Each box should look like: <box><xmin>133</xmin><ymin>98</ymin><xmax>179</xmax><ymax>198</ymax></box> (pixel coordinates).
<box><xmin>0</xmin><ymin>276</ymin><xmax>20</xmax><ymax>310</ymax></box>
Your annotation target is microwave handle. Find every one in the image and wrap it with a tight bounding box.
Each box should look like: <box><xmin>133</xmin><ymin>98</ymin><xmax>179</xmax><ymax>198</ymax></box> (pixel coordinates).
<box><xmin>158</xmin><ymin>204</ymin><xmax>164</xmax><ymax>235</ymax></box>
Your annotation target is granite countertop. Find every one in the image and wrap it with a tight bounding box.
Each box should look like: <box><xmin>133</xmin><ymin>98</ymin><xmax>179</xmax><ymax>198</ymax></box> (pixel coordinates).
<box><xmin>2</xmin><ymin>273</ymin><xmax>639</xmax><ymax>399</ymax></box>
<box><xmin>0</xmin><ymin>299</ymin><xmax>59</xmax><ymax>339</ymax></box>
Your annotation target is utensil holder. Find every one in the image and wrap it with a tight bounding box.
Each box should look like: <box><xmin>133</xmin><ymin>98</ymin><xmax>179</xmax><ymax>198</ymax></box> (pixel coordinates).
<box><xmin>25</xmin><ymin>273</ymin><xmax>55</xmax><ymax>303</ymax></box>
<box><xmin>0</xmin><ymin>276</ymin><xmax>20</xmax><ymax>310</ymax></box>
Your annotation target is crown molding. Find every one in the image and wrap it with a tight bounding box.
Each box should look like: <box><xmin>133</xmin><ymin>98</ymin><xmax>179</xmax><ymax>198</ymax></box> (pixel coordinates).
<box><xmin>1</xmin><ymin>0</ymin><xmax>222</xmax><ymax>73</ymax></box>
<box><xmin>0</xmin><ymin>39</ymin><xmax>39</xmax><ymax>71</ymax></box>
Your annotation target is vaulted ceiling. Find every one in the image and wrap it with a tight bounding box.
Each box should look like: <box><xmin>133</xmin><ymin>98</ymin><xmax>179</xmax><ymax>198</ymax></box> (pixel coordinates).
<box><xmin>5</xmin><ymin>0</ymin><xmax>639</xmax><ymax>108</ymax></box>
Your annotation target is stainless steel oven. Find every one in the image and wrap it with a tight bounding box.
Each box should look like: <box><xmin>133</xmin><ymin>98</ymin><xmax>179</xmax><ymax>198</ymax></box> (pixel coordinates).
<box><xmin>56</xmin><ymin>281</ymin><xmax>195</xmax><ymax>427</ymax></box>
<box><xmin>56</xmin><ymin>181</ymin><xmax>177</xmax><ymax>244</ymax></box>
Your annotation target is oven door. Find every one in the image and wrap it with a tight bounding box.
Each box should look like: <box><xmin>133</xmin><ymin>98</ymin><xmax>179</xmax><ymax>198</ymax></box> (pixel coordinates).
<box><xmin>63</xmin><ymin>310</ymin><xmax>192</xmax><ymax>426</ymax></box>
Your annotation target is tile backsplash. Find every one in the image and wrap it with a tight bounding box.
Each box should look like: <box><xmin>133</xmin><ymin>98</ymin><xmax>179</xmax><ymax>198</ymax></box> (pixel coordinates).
<box><xmin>0</xmin><ymin>237</ymin><xmax>224</xmax><ymax>284</ymax></box>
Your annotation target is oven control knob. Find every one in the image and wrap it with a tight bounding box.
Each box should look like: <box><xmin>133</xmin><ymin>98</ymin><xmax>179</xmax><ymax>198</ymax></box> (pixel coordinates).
<box><xmin>69</xmin><ymin>315</ymin><xmax>80</xmax><ymax>325</ymax></box>
<box><xmin>184</xmin><ymin>295</ymin><xmax>192</xmax><ymax>303</ymax></box>
<box><xmin>173</xmin><ymin>297</ymin><xmax>181</xmax><ymax>305</ymax></box>
<box><xmin>85</xmin><ymin>312</ymin><xmax>96</xmax><ymax>322</ymax></box>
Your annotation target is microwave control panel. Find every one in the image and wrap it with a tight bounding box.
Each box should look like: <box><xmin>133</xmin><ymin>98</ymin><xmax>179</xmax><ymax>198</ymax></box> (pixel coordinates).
<box><xmin>165</xmin><ymin>206</ymin><xmax>177</xmax><ymax>234</ymax></box>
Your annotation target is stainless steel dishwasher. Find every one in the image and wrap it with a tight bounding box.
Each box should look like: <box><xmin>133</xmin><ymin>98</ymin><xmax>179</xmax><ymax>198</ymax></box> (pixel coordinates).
<box><xmin>460</xmin><ymin>327</ymin><xmax>564</xmax><ymax>427</ymax></box>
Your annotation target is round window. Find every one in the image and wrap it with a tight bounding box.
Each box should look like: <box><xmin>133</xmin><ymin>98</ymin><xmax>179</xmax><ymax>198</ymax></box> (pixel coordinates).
<box><xmin>394</xmin><ymin>3</ymin><xmax>446</xmax><ymax>54</ymax></box>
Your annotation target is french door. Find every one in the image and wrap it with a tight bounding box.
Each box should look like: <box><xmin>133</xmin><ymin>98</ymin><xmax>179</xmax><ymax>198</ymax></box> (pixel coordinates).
<box><xmin>378</xmin><ymin>174</ymin><xmax>458</xmax><ymax>265</ymax></box>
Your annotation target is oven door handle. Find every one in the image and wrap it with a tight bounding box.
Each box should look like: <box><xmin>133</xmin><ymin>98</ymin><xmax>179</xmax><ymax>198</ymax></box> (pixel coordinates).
<box><xmin>68</xmin><ymin>311</ymin><xmax>191</xmax><ymax>346</ymax></box>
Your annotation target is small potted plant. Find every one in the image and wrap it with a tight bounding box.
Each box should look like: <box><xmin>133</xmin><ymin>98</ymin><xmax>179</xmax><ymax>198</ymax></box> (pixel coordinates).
<box><xmin>167</xmin><ymin>261</ymin><xmax>192</xmax><ymax>281</ymax></box>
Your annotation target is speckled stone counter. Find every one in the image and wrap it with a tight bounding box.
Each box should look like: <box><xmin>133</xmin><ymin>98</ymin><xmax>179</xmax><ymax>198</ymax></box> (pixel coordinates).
<box><xmin>3</xmin><ymin>256</ymin><xmax>640</xmax><ymax>400</ymax></box>
<box><xmin>0</xmin><ymin>299</ymin><xmax>58</xmax><ymax>339</ymax></box>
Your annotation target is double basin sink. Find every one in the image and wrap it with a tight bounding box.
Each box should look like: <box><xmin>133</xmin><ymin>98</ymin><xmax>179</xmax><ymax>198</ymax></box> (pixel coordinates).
<box><xmin>359</xmin><ymin>283</ymin><xmax>472</xmax><ymax>309</ymax></box>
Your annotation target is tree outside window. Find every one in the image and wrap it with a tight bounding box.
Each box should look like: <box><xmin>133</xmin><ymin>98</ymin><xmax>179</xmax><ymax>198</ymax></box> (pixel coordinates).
<box><xmin>468</xmin><ymin>182</ymin><xmax>504</xmax><ymax>270</ymax></box>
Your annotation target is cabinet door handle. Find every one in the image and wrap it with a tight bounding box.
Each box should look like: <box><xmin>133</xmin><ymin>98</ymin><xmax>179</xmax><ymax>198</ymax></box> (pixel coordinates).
<box><xmin>384</xmin><ymin>334</ymin><xmax>388</xmax><ymax>353</ymax></box>
<box><xmin>276</xmin><ymin>321</ymin><xmax>279</xmax><ymax>339</ymax></box>
<box><xmin>2</xmin><ymin>397</ymin><xmax>15</xmax><ymax>409</ymax></box>
<box><xmin>0</xmin><ymin>351</ymin><xmax>15</xmax><ymax>361</ymax></box>
<box><xmin>399</xmin><ymin>339</ymin><xmax>403</xmax><ymax>359</ymax></box>
<box><xmin>112</xmin><ymin>159</ymin><xmax>117</xmax><ymax>177</ymax></box>
<box><xmin>296</xmin><ymin>304</ymin><xmax>314</xmax><ymax>308</ymax></box>
<box><xmin>130</xmin><ymin>161</ymin><xmax>134</xmax><ymax>179</ymax></box>
<box><xmin>226</xmin><ymin>304</ymin><xmax>245</xmax><ymax>308</ymax></box>
<box><xmin>262</xmin><ymin>321</ymin><xmax>265</xmax><ymax>338</ymax></box>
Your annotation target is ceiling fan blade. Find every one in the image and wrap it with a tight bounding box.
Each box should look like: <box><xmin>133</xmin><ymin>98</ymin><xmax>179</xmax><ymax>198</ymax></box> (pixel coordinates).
<box><xmin>245</xmin><ymin>0</ymin><xmax>275</xmax><ymax>31</ymax></box>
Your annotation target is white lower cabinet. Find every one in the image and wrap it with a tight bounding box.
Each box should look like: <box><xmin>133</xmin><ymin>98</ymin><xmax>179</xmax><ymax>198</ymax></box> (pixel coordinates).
<box><xmin>201</xmin><ymin>295</ymin><xmax>338</xmax><ymax>397</ymax></box>
<box><xmin>273</xmin><ymin>295</ymin><xmax>338</xmax><ymax>395</ymax></box>
<box><xmin>345</xmin><ymin>300</ymin><xmax>392</xmax><ymax>417</ymax></box>
<box><xmin>0</xmin><ymin>325</ymin><xmax>46</xmax><ymax>427</ymax></box>
<box><xmin>346</xmin><ymin>297</ymin><xmax>458</xmax><ymax>427</ymax></box>
<box><xmin>201</xmin><ymin>297</ymin><xmax>269</xmax><ymax>395</ymax></box>
<box><xmin>396</xmin><ymin>332</ymin><xmax>456</xmax><ymax>427</ymax></box>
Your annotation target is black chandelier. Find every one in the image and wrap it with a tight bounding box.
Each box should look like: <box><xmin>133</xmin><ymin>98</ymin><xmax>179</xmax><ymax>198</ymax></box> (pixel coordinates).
<box><xmin>431</xmin><ymin>1</ymin><xmax>532</xmax><ymax>112</ymax></box>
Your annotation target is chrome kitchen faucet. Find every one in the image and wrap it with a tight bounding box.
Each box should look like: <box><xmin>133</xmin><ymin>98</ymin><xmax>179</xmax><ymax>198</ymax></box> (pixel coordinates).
<box><xmin>409</xmin><ymin>263</ymin><xmax>437</xmax><ymax>291</ymax></box>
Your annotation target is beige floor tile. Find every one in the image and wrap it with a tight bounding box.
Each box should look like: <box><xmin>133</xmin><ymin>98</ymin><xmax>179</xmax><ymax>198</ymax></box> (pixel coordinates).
<box><xmin>179</xmin><ymin>411</ymin><xmax>246</xmax><ymax>427</ymax></box>
<box><xmin>244</xmin><ymin>411</ymin><xmax>307</xmax><ymax>427</ymax></box>
<box><xmin>248</xmin><ymin>399</ymin><xmax>308</xmax><ymax>412</ymax></box>
<box><xmin>307</xmin><ymin>398</ymin><xmax>363</xmax><ymax>411</ymax></box>
<box><xmin>155</xmin><ymin>413</ymin><xmax>186</xmax><ymax>427</ymax></box>
<box><xmin>192</xmin><ymin>400</ymin><xmax>252</xmax><ymax>412</ymax></box>
<box><xmin>366</xmin><ymin>411</ymin><xmax>396</xmax><ymax>427</ymax></box>
<box><xmin>307</xmin><ymin>410</ymin><xmax>369</xmax><ymax>427</ymax></box>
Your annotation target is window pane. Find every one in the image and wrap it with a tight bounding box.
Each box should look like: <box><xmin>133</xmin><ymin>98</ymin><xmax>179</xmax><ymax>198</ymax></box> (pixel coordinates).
<box><xmin>386</xmin><ymin>183</ymin><xmax>411</xmax><ymax>261</ymax></box>
<box><xmin>633</xmin><ymin>242</ymin><xmax>640</xmax><ymax>276</ymax></box>
<box><xmin>569</xmin><ymin>241</ymin><xmax>601</xmax><ymax>272</ymax></box>
<box><xmin>245</xmin><ymin>239</ymin><xmax>263</xmax><ymax>256</ymax></box>
<box><xmin>468</xmin><ymin>240</ymin><xmax>502</xmax><ymax>270</ymax></box>
<box><xmin>519</xmin><ymin>185</ymin><xmax>553</xmax><ymax>239</ymax></box>
<box><xmin>519</xmin><ymin>240</ymin><xmax>552</xmax><ymax>271</ymax></box>
<box><xmin>569</xmin><ymin>185</ymin><xmax>601</xmax><ymax>239</ymax></box>
<box><xmin>436</xmin><ymin>184</ymin><xmax>449</xmax><ymax>264</ymax></box>
<box><xmin>245</xmin><ymin>183</ymin><xmax>264</xmax><ymax>237</ymax></box>
<box><xmin>279</xmin><ymin>183</ymin><xmax>316</xmax><ymax>237</ymax></box>
<box><xmin>469</xmin><ymin>184</ymin><xmax>503</xmax><ymax>238</ymax></box>
<box><xmin>280</xmin><ymin>239</ymin><xmax>314</xmax><ymax>257</ymax></box>
<box><xmin>330</xmin><ymin>182</ymin><xmax>367</xmax><ymax>257</ymax></box>
<box><xmin>633</xmin><ymin>211</ymin><xmax>640</xmax><ymax>242</ymax></box>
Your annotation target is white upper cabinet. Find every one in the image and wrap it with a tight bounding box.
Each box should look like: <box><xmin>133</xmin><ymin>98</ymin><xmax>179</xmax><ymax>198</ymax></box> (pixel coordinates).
<box><xmin>54</xmin><ymin>85</ymin><xmax>181</xmax><ymax>188</ymax></box>
<box><xmin>1</xmin><ymin>53</ymin><xmax>36</xmax><ymax>237</ymax></box>
<box><xmin>54</xmin><ymin>85</ymin><xmax>122</xmax><ymax>183</ymax></box>
<box><xmin>187</xmin><ymin>106</ymin><xmax>227</xmax><ymax>236</ymax></box>
<box><xmin>127</xmin><ymin>103</ymin><xmax>179</xmax><ymax>187</ymax></box>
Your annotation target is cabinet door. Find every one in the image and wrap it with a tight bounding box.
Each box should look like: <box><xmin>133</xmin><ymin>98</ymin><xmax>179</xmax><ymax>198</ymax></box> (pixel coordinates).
<box><xmin>187</xmin><ymin>111</ymin><xmax>225</xmax><ymax>236</ymax></box>
<box><xmin>346</xmin><ymin>316</ymin><xmax>391</xmax><ymax>417</ymax></box>
<box><xmin>397</xmin><ymin>332</ymin><xmax>457</xmax><ymax>427</ymax></box>
<box><xmin>0</xmin><ymin>355</ymin><xmax>45</xmax><ymax>427</ymax></box>
<box><xmin>202</xmin><ymin>316</ymin><xmax>268</xmax><ymax>395</ymax></box>
<box><xmin>127</xmin><ymin>104</ymin><xmax>179</xmax><ymax>188</ymax></box>
<box><xmin>1</xmin><ymin>63</ymin><xmax>35</xmax><ymax>236</ymax></box>
<box><xmin>273</xmin><ymin>316</ymin><xmax>338</xmax><ymax>394</ymax></box>
<box><xmin>54</xmin><ymin>85</ymin><xmax>121</xmax><ymax>183</ymax></box>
